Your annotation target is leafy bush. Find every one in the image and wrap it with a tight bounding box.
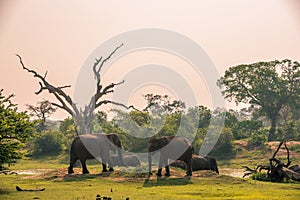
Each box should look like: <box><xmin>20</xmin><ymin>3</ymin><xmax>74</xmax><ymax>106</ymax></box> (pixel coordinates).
<box><xmin>209</xmin><ymin>127</ymin><xmax>235</xmax><ymax>157</ymax></box>
<box><xmin>250</xmin><ymin>172</ymin><xmax>270</xmax><ymax>181</ymax></box>
<box><xmin>33</xmin><ymin>130</ymin><xmax>66</xmax><ymax>155</ymax></box>
<box><xmin>232</xmin><ymin>120</ymin><xmax>263</xmax><ymax>140</ymax></box>
<box><xmin>249</xmin><ymin>129</ymin><xmax>268</xmax><ymax>147</ymax></box>
<box><xmin>0</xmin><ymin>89</ymin><xmax>35</xmax><ymax>170</ymax></box>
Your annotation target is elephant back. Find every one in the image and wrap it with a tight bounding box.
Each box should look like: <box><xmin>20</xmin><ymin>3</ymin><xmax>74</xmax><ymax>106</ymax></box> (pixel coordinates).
<box><xmin>77</xmin><ymin>134</ymin><xmax>111</xmax><ymax>158</ymax></box>
<box><xmin>123</xmin><ymin>155</ymin><xmax>141</xmax><ymax>167</ymax></box>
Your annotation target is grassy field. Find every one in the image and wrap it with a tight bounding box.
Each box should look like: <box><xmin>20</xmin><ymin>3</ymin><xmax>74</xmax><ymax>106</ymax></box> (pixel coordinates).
<box><xmin>1</xmin><ymin>141</ymin><xmax>300</xmax><ymax>200</ymax></box>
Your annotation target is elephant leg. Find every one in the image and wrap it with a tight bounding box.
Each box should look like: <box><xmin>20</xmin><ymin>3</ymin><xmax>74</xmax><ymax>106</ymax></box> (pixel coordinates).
<box><xmin>184</xmin><ymin>159</ymin><xmax>192</xmax><ymax>176</ymax></box>
<box><xmin>81</xmin><ymin>159</ymin><xmax>89</xmax><ymax>174</ymax></box>
<box><xmin>102</xmin><ymin>163</ymin><xmax>108</xmax><ymax>172</ymax></box>
<box><xmin>156</xmin><ymin>168</ymin><xmax>162</xmax><ymax>177</ymax></box>
<box><xmin>156</xmin><ymin>156</ymin><xmax>166</xmax><ymax>177</ymax></box>
<box><xmin>165</xmin><ymin>165</ymin><xmax>170</xmax><ymax>177</ymax></box>
<box><xmin>102</xmin><ymin>157</ymin><xmax>114</xmax><ymax>172</ymax></box>
<box><xmin>215</xmin><ymin>166</ymin><xmax>219</xmax><ymax>174</ymax></box>
<box><xmin>107</xmin><ymin>157</ymin><xmax>114</xmax><ymax>171</ymax></box>
<box><xmin>68</xmin><ymin>154</ymin><xmax>78</xmax><ymax>174</ymax></box>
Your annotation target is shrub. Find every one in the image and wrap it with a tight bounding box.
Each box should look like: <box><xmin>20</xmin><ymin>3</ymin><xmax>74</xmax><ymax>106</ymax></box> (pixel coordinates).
<box><xmin>251</xmin><ymin>172</ymin><xmax>270</xmax><ymax>181</ymax></box>
<box><xmin>33</xmin><ymin>130</ymin><xmax>66</xmax><ymax>155</ymax></box>
<box><xmin>209</xmin><ymin>127</ymin><xmax>235</xmax><ymax>157</ymax></box>
<box><xmin>249</xmin><ymin>129</ymin><xmax>268</xmax><ymax>147</ymax></box>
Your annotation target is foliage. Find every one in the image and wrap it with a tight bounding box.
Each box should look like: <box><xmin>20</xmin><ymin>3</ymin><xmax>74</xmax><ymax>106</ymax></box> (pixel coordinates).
<box><xmin>218</xmin><ymin>59</ymin><xmax>300</xmax><ymax>141</ymax></box>
<box><xmin>233</xmin><ymin>119</ymin><xmax>263</xmax><ymax>140</ymax></box>
<box><xmin>223</xmin><ymin>109</ymin><xmax>238</xmax><ymax>128</ymax></box>
<box><xmin>187</xmin><ymin>106</ymin><xmax>211</xmax><ymax>128</ymax></box>
<box><xmin>209</xmin><ymin>127</ymin><xmax>235</xmax><ymax>157</ymax></box>
<box><xmin>250</xmin><ymin>172</ymin><xmax>270</xmax><ymax>181</ymax></box>
<box><xmin>0</xmin><ymin>89</ymin><xmax>34</xmax><ymax>170</ymax></box>
<box><xmin>143</xmin><ymin>94</ymin><xmax>185</xmax><ymax>114</ymax></box>
<box><xmin>32</xmin><ymin>130</ymin><xmax>66</xmax><ymax>155</ymax></box>
<box><xmin>281</xmin><ymin>120</ymin><xmax>298</xmax><ymax>140</ymax></box>
<box><xmin>129</xmin><ymin>111</ymin><xmax>150</xmax><ymax>126</ymax></box>
<box><xmin>59</xmin><ymin>117</ymin><xmax>77</xmax><ymax>151</ymax></box>
<box><xmin>248</xmin><ymin>128</ymin><xmax>268</xmax><ymax>147</ymax></box>
<box><xmin>27</xmin><ymin>100</ymin><xmax>56</xmax><ymax>131</ymax></box>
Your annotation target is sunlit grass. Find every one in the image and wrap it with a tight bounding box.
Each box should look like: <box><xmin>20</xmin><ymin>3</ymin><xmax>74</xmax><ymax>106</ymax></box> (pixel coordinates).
<box><xmin>1</xmin><ymin>141</ymin><xmax>300</xmax><ymax>199</ymax></box>
<box><xmin>1</xmin><ymin>171</ymin><xmax>300</xmax><ymax>200</ymax></box>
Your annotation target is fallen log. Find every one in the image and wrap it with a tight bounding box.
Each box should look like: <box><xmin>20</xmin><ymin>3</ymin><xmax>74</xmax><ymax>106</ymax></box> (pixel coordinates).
<box><xmin>243</xmin><ymin>141</ymin><xmax>300</xmax><ymax>182</ymax></box>
<box><xmin>16</xmin><ymin>186</ymin><xmax>45</xmax><ymax>192</ymax></box>
<box><xmin>282</xmin><ymin>167</ymin><xmax>300</xmax><ymax>181</ymax></box>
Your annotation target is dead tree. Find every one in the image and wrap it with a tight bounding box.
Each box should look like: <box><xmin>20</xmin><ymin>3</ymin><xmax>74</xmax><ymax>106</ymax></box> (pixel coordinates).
<box><xmin>17</xmin><ymin>44</ymin><xmax>134</xmax><ymax>135</ymax></box>
<box><xmin>243</xmin><ymin>141</ymin><xmax>300</xmax><ymax>182</ymax></box>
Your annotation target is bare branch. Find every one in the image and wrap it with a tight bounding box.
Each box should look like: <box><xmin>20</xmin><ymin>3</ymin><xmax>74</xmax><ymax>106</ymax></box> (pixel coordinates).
<box><xmin>97</xmin><ymin>43</ymin><xmax>124</xmax><ymax>73</ymax></box>
<box><xmin>16</xmin><ymin>54</ymin><xmax>77</xmax><ymax>116</ymax></box>
<box><xmin>272</xmin><ymin>141</ymin><xmax>283</xmax><ymax>159</ymax></box>
<box><xmin>43</xmin><ymin>71</ymin><xmax>48</xmax><ymax>79</ymax></box>
<box><xmin>95</xmin><ymin>100</ymin><xmax>138</xmax><ymax>111</ymax></box>
<box><xmin>17</xmin><ymin>44</ymin><xmax>135</xmax><ymax>135</ymax></box>
<box><xmin>100</xmin><ymin>80</ymin><xmax>125</xmax><ymax>96</ymax></box>
<box><xmin>92</xmin><ymin>44</ymin><xmax>124</xmax><ymax>97</ymax></box>
<box><xmin>284</xmin><ymin>141</ymin><xmax>291</xmax><ymax>167</ymax></box>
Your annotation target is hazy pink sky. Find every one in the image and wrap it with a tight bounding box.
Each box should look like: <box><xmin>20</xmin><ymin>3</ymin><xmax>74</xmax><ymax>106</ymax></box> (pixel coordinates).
<box><xmin>0</xmin><ymin>0</ymin><xmax>299</xmax><ymax>119</ymax></box>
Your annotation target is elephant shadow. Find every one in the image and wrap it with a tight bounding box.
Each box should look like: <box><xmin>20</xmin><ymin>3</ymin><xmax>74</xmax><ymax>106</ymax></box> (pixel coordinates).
<box><xmin>63</xmin><ymin>171</ymin><xmax>113</xmax><ymax>182</ymax></box>
<box><xmin>143</xmin><ymin>176</ymin><xmax>191</xmax><ymax>187</ymax></box>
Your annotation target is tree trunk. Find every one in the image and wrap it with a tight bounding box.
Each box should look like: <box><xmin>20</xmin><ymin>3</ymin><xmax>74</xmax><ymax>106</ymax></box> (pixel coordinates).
<box><xmin>268</xmin><ymin>117</ymin><xmax>277</xmax><ymax>141</ymax></box>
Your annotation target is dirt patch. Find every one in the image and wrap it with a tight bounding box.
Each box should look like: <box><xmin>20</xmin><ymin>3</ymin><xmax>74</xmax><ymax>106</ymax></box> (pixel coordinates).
<box><xmin>220</xmin><ymin>168</ymin><xmax>244</xmax><ymax>178</ymax></box>
<box><xmin>15</xmin><ymin>169</ymin><xmax>52</xmax><ymax>175</ymax></box>
<box><xmin>267</xmin><ymin>141</ymin><xmax>300</xmax><ymax>157</ymax></box>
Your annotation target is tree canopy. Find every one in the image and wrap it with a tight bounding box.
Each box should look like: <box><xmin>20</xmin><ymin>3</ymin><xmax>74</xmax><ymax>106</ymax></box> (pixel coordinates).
<box><xmin>0</xmin><ymin>89</ymin><xmax>34</xmax><ymax>170</ymax></box>
<box><xmin>217</xmin><ymin>59</ymin><xmax>300</xmax><ymax>140</ymax></box>
<box><xmin>27</xmin><ymin>100</ymin><xmax>57</xmax><ymax>131</ymax></box>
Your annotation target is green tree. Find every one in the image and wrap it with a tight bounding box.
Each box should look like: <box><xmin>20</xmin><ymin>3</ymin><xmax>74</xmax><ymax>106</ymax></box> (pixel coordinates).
<box><xmin>233</xmin><ymin>120</ymin><xmax>263</xmax><ymax>140</ymax></box>
<box><xmin>143</xmin><ymin>94</ymin><xmax>185</xmax><ymax>114</ymax></box>
<box><xmin>27</xmin><ymin>100</ymin><xmax>57</xmax><ymax>131</ymax></box>
<box><xmin>217</xmin><ymin>59</ymin><xmax>300</xmax><ymax>141</ymax></box>
<box><xmin>33</xmin><ymin>130</ymin><xmax>65</xmax><ymax>155</ymax></box>
<box><xmin>59</xmin><ymin>117</ymin><xmax>77</xmax><ymax>151</ymax></box>
<box><xmin>209</xmin><ymin>127</ymin><xmax>234</xmax><ymax>157</ymax></box>
<box><xmin>187</xmin><ymin>106</ymin><xmax>211</xmax><ymax>128</ymax></box>
<box><xmin>0</xmin><ymin>89</ymin><xmax>34</xmax><ymax>170</ymax></box>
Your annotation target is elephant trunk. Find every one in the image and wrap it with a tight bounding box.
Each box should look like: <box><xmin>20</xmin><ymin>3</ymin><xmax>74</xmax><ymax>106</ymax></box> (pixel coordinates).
<box><xmin>118</xmin><ymin>149</ymin><xmax>127</xmax><ymax>167</ymax></box>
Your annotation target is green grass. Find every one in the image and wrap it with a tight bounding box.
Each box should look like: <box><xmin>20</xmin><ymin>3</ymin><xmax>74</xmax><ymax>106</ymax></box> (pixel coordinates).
<box><xmin>1</xmin><ymin>141</ymin><xmax>300</xmax><ymax>199</ymax></box>
<box><xmin>1</xmin><ymin>171</ymin><xmax>300</xmax><ymax>200</ymax></box>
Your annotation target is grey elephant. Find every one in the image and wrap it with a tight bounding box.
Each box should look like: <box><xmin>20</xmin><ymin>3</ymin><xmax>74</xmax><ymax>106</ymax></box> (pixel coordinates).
<box><xmin>170</xmin><ymin>155</ymin><xmax>219</xmax><ymax>174</ymax></box>
<box><xmin>191</xmin><ymin>155</ymin><xmax>219</xmax><ymax>173</ymax></box>
<box><xmin>68</xmin><ymin>133</ymin><xmax>124</xmax><ymax>174</ymax></box>
<box><xmin>111</xmin><ymin>154</ymin><xmax>141</xmax><ymax>167</ymax></box>
<box><xmin>148</xmin><ymin>136</ymin><xmax>193</xmax><ymax>177</ymax></box>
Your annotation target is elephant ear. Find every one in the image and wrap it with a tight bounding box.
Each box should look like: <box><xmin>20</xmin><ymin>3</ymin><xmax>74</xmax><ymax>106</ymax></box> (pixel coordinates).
<box><xmin>159</xmin><ymin>137</ymin><xmax>170</xmax><ymax>147</ymax></box>
<box><xmin>149</xmin><ymin>136</ymin><xmax>157</xmax><ymax>143</ymax></box>
<box><xmin>107</xmin><ymin>133</ymin><xmax>117</xmax><ymax>141</ymax></box>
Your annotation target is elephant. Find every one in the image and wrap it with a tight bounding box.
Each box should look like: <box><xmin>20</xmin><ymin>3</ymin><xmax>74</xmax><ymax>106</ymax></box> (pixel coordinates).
<box><xmin>169</xmin><ymin>155</ymin><xmax>219</xmax><ymax>174</ymax></box>
<box><xmin>111</xmin><ymin>154</ymin><xmax>141</xmax><ymax>167</ymax></box>
<box><xmin>68</xmin><ymin>133</ymin><xmax>124</xmax><ymax>174</ymax></box>
<box><xmin>148</xmin><ymin>136</ymin><xmax>193</xmax><ymax>177</ymax></box>
<box><xmin>191</xmin><ymin>155</ymin><xmax>219</xmax><ymax>174</ymax></box>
